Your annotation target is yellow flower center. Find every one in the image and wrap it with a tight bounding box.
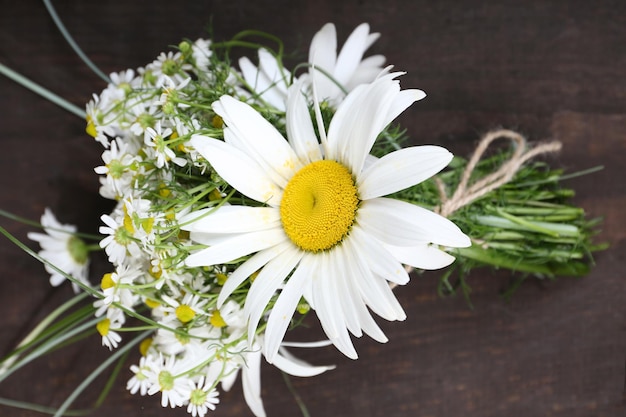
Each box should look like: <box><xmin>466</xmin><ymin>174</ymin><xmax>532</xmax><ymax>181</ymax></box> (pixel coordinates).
<box><xmin>139</xmin><ymin>337</ymin><xmax>153</xmax><ymax>356</ymax></box>
<box><xmin>215</xmin><ymin>273</ymin><xmax>228</xmax><ymax>286</ymax></box>
<box><xmin>280</xmin><ymin>160</ymin><xmax>359</xmax><ymax>252</ymax></box>
<box><xmin>210</xmin><ymin>309</ymin><xmax>227</xmax><ymax>328</ymax></box>
<box><xmin>101</xmin><ymin>273</ymin><xmax>115</xmax><ymax>290</ymax></box>
<box><xmin>145</xmin><ymin>298</ymin><xmax>160</xmax><ymax>309</ymax></box>
<box><xmin>96</xmin><ymin>318</ymin><xmax>111</xmax><ymax>336</ymax></box>
<box><xmin>86</xmin><ymin>115</ymin><xmax>97</xmax><ymax>138</ymax></box>
<box><xmin>175</xmin><ymin>304</ymin><xmax>196</xmax><ymax>323</ymax></box>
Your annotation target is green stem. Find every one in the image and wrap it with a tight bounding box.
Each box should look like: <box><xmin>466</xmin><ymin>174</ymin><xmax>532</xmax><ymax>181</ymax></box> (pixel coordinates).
<box><xmin>52</xmin><ymin>331</ymin><xmax>150</xmax><ymax>417</ymax></box>
<box><xmin>0</xmin><ymin>317</ymin><xmax>100</xmax><ymax>384</ymax></box>
<box><xmin>0</xmin><ymin>292</ymin><xmax>90</xmax><ymax>375</ymax></box>
<box><xmin>453</xmin><ymin>246</ymin><xmax>555</xmax><ymax>275</ymax></box>
<box><xmin>0</xmin><ymin>63</ymin><xmax>85</xmax><ymax>118</ymax></box>
<box><xmin>0</xmin><ymin>225</ymin><xmax>100</xmax><ymax>298</ymax></box>
<box><xmin>42</xmin><ymin>0</ymin><xmax>110</xmax><ymax>83</ymax></box>
<box><xmin>281</xmin><ymin>371</ymin><xmax>311</xmax><ymax>417</ymax></box>
<box><xmin>0</xmin><ymin>396</ymin><xmax>89</xmax><ymax>416</ymax></box>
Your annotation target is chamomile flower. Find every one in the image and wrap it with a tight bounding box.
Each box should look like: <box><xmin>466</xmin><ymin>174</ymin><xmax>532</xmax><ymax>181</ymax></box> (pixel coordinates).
<box><xmin>160</xmin><ymin>293</ymin><xmax>208</xmax><ymax>325</ymax></box>
<box><xmin>147</xmin><ymin>51</ymin><xmax>191</xmax><ymax>87</ymax></box>
<box><xmin>127</xmin><ymin>355</ymin><xmax>154</xmax><ymax>396</ymax></box>
<box><xmin>128</xmin><ymin>98</ymin><xmax>160</xmax><ymax>136</ymax></box>
<box><xmin>94</xmin><ymin>138</ymin><xmax>138</xmax><ymax>199</ymax></box>
<box><xmin>94</xmin><ymin>264</ymin><xmax>142</xmax><ymax>317</ymax></box>
<box><xmin>27</xmin><ymin>208</ymin><xmax>90</xmax><ymax>292</ymax></box>
<box><xmin>85</xmin><ymin>92</ymin><xmax>127</xmax><ymax>148</ymax></box>
<box><xmin>144</xmin><ymin>121</ymin><xmax>187</xmax><ymax>168</ymax></box>
<box><xmin>97</xmin><ymin>310</ymin><xmax>125</xmax><ymax>350</ymax></box>
<box><xmin>99</xmin><ymin>212</ymin><xmax>143</xmax><ymax>265</ymax></box>
<box><xmin>146</xmin><ymin>354</ymin><xmax>192</xmax><ymax>408</ymax></box>
<box><xmin>190</xmin><ymin>38</ymin><xmax>213</xmax><ymax>72</ymax></box>
<box><xmin>182</xmin><ymin>74</ymin><xmax>470</xmax><ymax>362</ymax></box>
<box><xmin>186</xmin><ymin>377</ymin><xmax>220</xmax><ymax>417</ymax></box>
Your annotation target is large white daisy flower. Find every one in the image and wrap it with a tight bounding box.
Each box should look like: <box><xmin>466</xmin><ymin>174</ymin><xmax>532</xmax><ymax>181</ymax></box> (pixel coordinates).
<box><xmin>238</xmin><ymin>22</ymin><xmax>386</xmax><ymax>111</ymax></box>
<box><xmin>309</xmin><ymin>22</ymin><xmax>386</xmax><ymax>105</ymax></box>
<box><xmin>181</xmin><ymin>74</ymin><xmax>471</xmax><ymax>362</ymax></box>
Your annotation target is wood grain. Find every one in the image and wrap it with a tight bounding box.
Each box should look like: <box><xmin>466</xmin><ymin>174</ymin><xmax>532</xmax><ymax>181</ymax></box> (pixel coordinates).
<box><xmin>1</xmin><ymin>1</ymin><xmax>624</xmax><ymax>416</ymax></box>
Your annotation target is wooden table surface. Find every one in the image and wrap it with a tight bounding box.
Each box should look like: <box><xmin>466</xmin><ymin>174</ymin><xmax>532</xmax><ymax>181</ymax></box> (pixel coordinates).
<box><xmin>1</xmin><ymin>1</ymin><xmax>625</xmax><ymax>416</ymax></box>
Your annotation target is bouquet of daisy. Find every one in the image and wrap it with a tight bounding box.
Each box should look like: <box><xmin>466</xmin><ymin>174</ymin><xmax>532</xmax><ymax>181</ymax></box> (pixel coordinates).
<box><xmin>0</xmin><ymin>21</ymin><xmax>602</xmax><ymax>417</ymax></box>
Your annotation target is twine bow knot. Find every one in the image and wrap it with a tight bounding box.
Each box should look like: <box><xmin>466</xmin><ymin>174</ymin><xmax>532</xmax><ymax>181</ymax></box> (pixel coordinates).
<box><xmin>435</xmin><ymin>129</ymin><xmax>562</xmax><ymax>218</ymax></box>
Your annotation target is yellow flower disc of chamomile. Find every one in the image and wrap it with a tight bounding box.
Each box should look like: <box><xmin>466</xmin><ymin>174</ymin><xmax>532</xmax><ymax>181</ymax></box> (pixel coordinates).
<box><xmin>280</xmin><ymin>160</ymin><xmax>359</xmax><ymax>252</ymax></box>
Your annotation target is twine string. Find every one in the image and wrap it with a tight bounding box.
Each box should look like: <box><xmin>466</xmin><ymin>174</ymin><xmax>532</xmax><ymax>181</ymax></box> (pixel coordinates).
<box><xmin>393</xmin><ymin>129</ymin><xmax>562</xmax><ymax>286</ymax></box>
<box><xmin>435</xmin><ymin>129</ymin><xmax>562</xmax><ymax>218</ymax></box>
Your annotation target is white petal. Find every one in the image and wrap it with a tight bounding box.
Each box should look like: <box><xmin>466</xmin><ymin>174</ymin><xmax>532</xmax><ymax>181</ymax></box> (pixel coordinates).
<box><xmin>357</xmin><ymin>198</ymin><xmax>471</xmax><ymax>248</ymax></box>
<box><xmin>386</xmin><ymin>242</ymin><xmax>457</xmax><ymax>270</ymax></box>
<box><xmin>327</xmin><ymin>77</ymin><xmax>399</xmax><ymax>174</ymax></box>
<box><xmin>358</xmin><ymin>145</ymin><xmax>453</xmax><ymax>199</ymax></box>
<box><xmin>213</xmin><ymin>96</ymin><xmax>301</xmax><ymax>183</ymax></box>
<box><xmin>241</xmin><ymin>350</ymin><xmax>266</xmax><ymax>417</ymax></box>
<box><xmin>180</xmin><ymin>206</ymin><xmax>281</xmax><ymax>234</ymax></box>
<box><xmin>311</xmin><ymin>252</ymin><xmax>358</xmax><ymax>359</ymax></box>
<box><xmin>280</xmin><ymin>340</ymin><xmax>333</xmax><ymax>348</ymax></box>
<box><xmin>245</xmin><ymin>246</ymin><xmax>303</xmax><ymax>343</ymax></box>
<box><xmin>264</xmin><ymin>255</ymin><xmax>315</xmax><ymax>362</ymax></box>
<box><xmin>286</xmin><ymin>82</ymin><xmax>322</xmax><ymax>164</ymax></box>
<box><xmin>347</xmin><ymin>53</ymin><xmax>385</xmax><ymax>77</ymax></box>
<box><xmin>272</xmin><ymin>347</ymin><xmax>335</xmax><ymax>377</ymax></box>
<box><xmin>340</xmin><ymin>239</ymin><xmax>389</xmax><ymax>342</ymax></box>
<box><xmin>309</xmin><ymin>23</ymin><xmax>338</xmax><ymax>100</ymax></box>
<box><xmin>334</xmin><ymin>23</ymin><xmax>372</xmax><ymax>85</ymax></box>
<box><xmin>239</xmin><ymin>56</ymin><xmax>260</xmax><ymax>87</ymax></box>
<box><xmin>309</xmin><ymin>23</ymin><xmax>337</xmax><ymax>70</ymax></box>
<box><xmin>185</xmin><ymin>228</ymin><xmax>286</xmax><ymax>267</ymax></box>
<box><xmin>345</xmin><ymin>230</ymin><xmax>406</xmax><ymax>321</ymax></box>
<box><xmin>240</xmin><ymin>55</ymin><xmax>286</xmax><ymax>111</ymax></box>
<box><xmin>383</xmin><ymin>88</ymin><xmax>426</xmax><ymax>129</ymax></box>
<box><xmin>359</xmin><ymin>266</ymin><xmax>406</xmax><ymax>321</ymax></box>
<box><xmin>218</xmin><ymin>241</ymin><xmax>292</xmax><ymax>307</ymax></box>
<box><xmin>190</xmin><ymin>135</ymin><xmax>283</xmax><ymax>206</ymax></box>
<box><xmin>186</xmin><ymin>231</ymin><xmax>234</xmax><ymax>246</ymax></box>
<box><xmin>329</xmin><ymin>246</ymin><xmax>363</xmax><ymax>337</ymax></box>
<box><xmin>350</xmin><ymin>226</ymin><xmax>410</xmax><ymax>286</ymax></box>
<box><xmin>258</xmin><ymin>49</ymin><xmax>289</xmax><ymax>95</ymax></box>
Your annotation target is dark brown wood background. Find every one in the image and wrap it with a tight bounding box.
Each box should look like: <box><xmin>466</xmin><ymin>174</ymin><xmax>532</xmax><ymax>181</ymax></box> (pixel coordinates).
<box><xmin>1</xmin><ymin>1</ymin><xmax>625</xmax><ymax>416</ymax></box>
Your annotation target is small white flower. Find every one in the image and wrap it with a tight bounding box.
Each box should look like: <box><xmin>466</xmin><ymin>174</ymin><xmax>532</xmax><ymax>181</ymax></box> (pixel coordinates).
<box><xmin>94</xmin><ymin>138</ymin><xmax>138</xmax><ymax>199</ymax></box>
<box><xmin>128</xmin><ymin>98</ymin><xmax>160</xmax><ymax>136</ymax></box>
<box><xmin>109</xmin><ymin>69</ymin><xmax>137</xmax><ymax>89</ymax></box>
<box><xmin>153</xmin><ymin>317</ymin><xmax>219</xmax><ymax>356</ymax></box>
<box><xmin>27</xmin><ymin>208</ymin><xmax>90</xmax><ymax>292</ymax></box>
<box><xmin>146</xmin><ymin>354</ymin><xmax>192</xmax><ymax>408</ymax></box>
<box><xmin>191</xmin><ymin>38</ymin><xmax>213</xmax><ymax>71</ymax></box>
<box><xmin>144</xmin><ymin>121</ymin><xmax>187</xmax><ymax>168</ymax></box>
<box><xmin>96</xmin><ymin>310</ymin><xmax>125</xmax><ymax>350</ymax></box>
<box><xmin>127</xmin><ymin>355</ymin><xmax>155</xmax><ymax>396</ymax></box>
<box><xmin>99</xmin><ymin>213</ymin><xmax>143</xmax><ymax>265</ymax></box>
<box><xmin>160</xmin><ymin>293</ymin><xmax>208</xmax><ymax>325</ymax></box>
<box><xmin>147</xmin><ymin>51</ymin><xmax>191</xmax><ymax>87</ymax></box>
<box><xmin>186</xmin><ymin>376</ymin><xmax>220</xmax><ymax>417</ymax></box>
<box><xmin>94</xmin><ymin>263</ymin><xmax>142</xmax><ymax>316</ymax></box>
<box><xmin>86</xmin><ymin>93</ymin><xmax>122</xmax><ymax>148</ymax></box>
